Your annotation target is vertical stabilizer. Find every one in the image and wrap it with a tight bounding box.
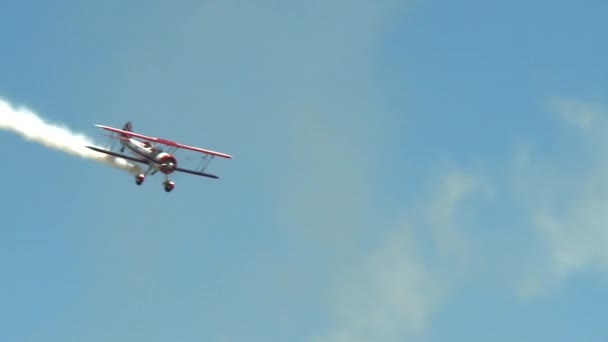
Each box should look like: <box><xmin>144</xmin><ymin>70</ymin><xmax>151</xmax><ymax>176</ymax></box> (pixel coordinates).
<box><xmin>123</xmin><ymin>121</ymin><xmax>132</xmax><ymax>132</ymax></box>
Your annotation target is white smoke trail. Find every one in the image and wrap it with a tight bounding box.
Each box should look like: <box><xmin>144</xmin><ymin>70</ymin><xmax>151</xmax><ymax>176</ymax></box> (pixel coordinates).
<box><xmin>0</xmin><ymin>97</ymin><xmax>143</xmax><ymax>175</ymax></box>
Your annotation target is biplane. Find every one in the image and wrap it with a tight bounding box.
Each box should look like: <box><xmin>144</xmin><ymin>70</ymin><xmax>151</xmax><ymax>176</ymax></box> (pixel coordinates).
<box><xmin>86</xmin><ymin>121</ymin><xmax>232</xmax><ymax>192</ymax></box>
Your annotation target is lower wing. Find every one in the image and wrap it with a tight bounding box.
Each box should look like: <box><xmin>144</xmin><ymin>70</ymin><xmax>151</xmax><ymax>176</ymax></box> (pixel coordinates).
<box><xmin>86</xmin><ymin>146</ymin><xmax>149</xmax><ymax>165</ymax></box>
<box><xmin>174</xmin><ymin>167</ymin><xmax>219</xmax><ymax>179</ymax></box>
<box><xmin>87</xmin><ymin>146</ymin><xmax>219</xmax><ymax>179</ymax></box>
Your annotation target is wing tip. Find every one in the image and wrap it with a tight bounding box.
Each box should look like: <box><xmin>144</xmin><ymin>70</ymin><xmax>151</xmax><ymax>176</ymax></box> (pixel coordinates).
<box><xmin>209</xmin><ymin>151</ymin><xmax>233</xmax><ymax>159</ymax></box>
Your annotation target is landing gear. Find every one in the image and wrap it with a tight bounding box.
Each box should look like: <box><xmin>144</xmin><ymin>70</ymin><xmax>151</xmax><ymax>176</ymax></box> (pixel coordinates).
<box><xmin>135</xmin><ymin>173</ymin><xmax>145</xmax><ymax>185</ymax></box>
<box><xmin>163</xmin><ymin>180</ymin><xmax>175</xmax><ymax>192</ymax></box>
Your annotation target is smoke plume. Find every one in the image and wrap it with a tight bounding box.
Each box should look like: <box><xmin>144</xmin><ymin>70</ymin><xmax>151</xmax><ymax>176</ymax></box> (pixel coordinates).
<box><xmin>0</xmin><ymin>98</ymin><xmax>143</xmax><ymax>175</ymax></box>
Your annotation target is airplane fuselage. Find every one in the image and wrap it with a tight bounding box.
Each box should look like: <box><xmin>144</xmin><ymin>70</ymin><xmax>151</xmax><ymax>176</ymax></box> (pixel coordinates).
<box><xmin>120</xmin><ymin>136</ymin><xmax>177</xmax><ymax>175</ymax></box>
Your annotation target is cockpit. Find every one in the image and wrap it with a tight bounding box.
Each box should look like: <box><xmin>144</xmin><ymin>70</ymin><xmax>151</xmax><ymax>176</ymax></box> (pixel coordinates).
<box><xmin>142</xmin><ymin>141</ymin><xmax>156</xmax><ymax>152</ymax></box>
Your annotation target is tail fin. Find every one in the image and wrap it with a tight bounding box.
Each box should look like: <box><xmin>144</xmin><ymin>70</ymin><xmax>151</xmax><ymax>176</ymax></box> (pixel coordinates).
<box><xmin>123</xmin><ymin>121</ymin><xmax>133</xmax><ymax>132</ymax></box>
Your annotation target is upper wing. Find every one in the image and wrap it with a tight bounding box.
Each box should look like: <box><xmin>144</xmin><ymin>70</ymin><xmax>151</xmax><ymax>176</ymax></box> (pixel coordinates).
<box><xmin>95</xmin><ymin>124</ymin><xmax>233</xmax><ymax>159</ymax></box>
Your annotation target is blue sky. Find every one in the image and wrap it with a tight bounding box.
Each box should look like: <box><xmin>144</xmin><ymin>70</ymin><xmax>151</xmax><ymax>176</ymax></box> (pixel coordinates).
<box><xmin>1</xmin><ymin>0</ymin><xmax>608</xmax><ymax>341</ymax></box>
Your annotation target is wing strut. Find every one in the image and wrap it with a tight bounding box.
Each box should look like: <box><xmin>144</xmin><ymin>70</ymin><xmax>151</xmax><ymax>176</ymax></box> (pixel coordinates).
<box><xmin>196</xmin><ymin>155</ymin><xmax>214</xmax><ymax>173</ymax></box>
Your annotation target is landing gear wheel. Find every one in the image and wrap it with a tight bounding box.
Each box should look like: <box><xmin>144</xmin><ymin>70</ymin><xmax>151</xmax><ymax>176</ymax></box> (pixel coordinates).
<box><xmin>163</xmin><ymin>181</ymin><xmax>175</xmax><ymax>192</ymax></box>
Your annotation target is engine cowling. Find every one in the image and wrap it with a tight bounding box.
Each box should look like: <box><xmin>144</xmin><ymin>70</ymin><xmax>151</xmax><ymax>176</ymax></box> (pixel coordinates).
<box><xmin>135</xmin><ymin>173</ymin><xmax>145</xmax><ymax>185</ymax></box>
<box><xmin>155</xmin><ymin>152</ymin><xmax>177</xmax><ymax>174</ymax></box>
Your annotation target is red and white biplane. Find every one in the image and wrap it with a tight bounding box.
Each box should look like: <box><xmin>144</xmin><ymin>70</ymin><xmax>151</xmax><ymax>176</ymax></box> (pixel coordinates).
<box><xmin>86</xmin><ymin>121</ymin><xmax>232</xmax><ymax>192</ymax></box>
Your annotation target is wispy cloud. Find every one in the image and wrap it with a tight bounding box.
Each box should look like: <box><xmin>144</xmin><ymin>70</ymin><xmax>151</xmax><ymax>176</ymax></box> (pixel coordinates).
<box><xmin>514</xmin><ymin>97</ymin><xmax>608</xmax><ymax>298</ymax></box>
<box><xmin>313</xmin><ymin>170</ymin><xmax>490</xmax><ymax>342</ymax></box>
<box><xmin>316</xmin><ymin>228</ymin><xmax>442</xmax><ymax>342</ymax></box>
<box><xmin>425</xmin><ymin>168</ymin><xmax>493</xmax><ymax>261</ymax></box>
<box><xmin>549</xmin><ymin>97</ymin><xmax>606</xmax><ymax>131</ymax></box>
<box><xmin>309</xmin><ymin>93</ymin><xmax>608</xmax><ymax>339</ymax></box>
